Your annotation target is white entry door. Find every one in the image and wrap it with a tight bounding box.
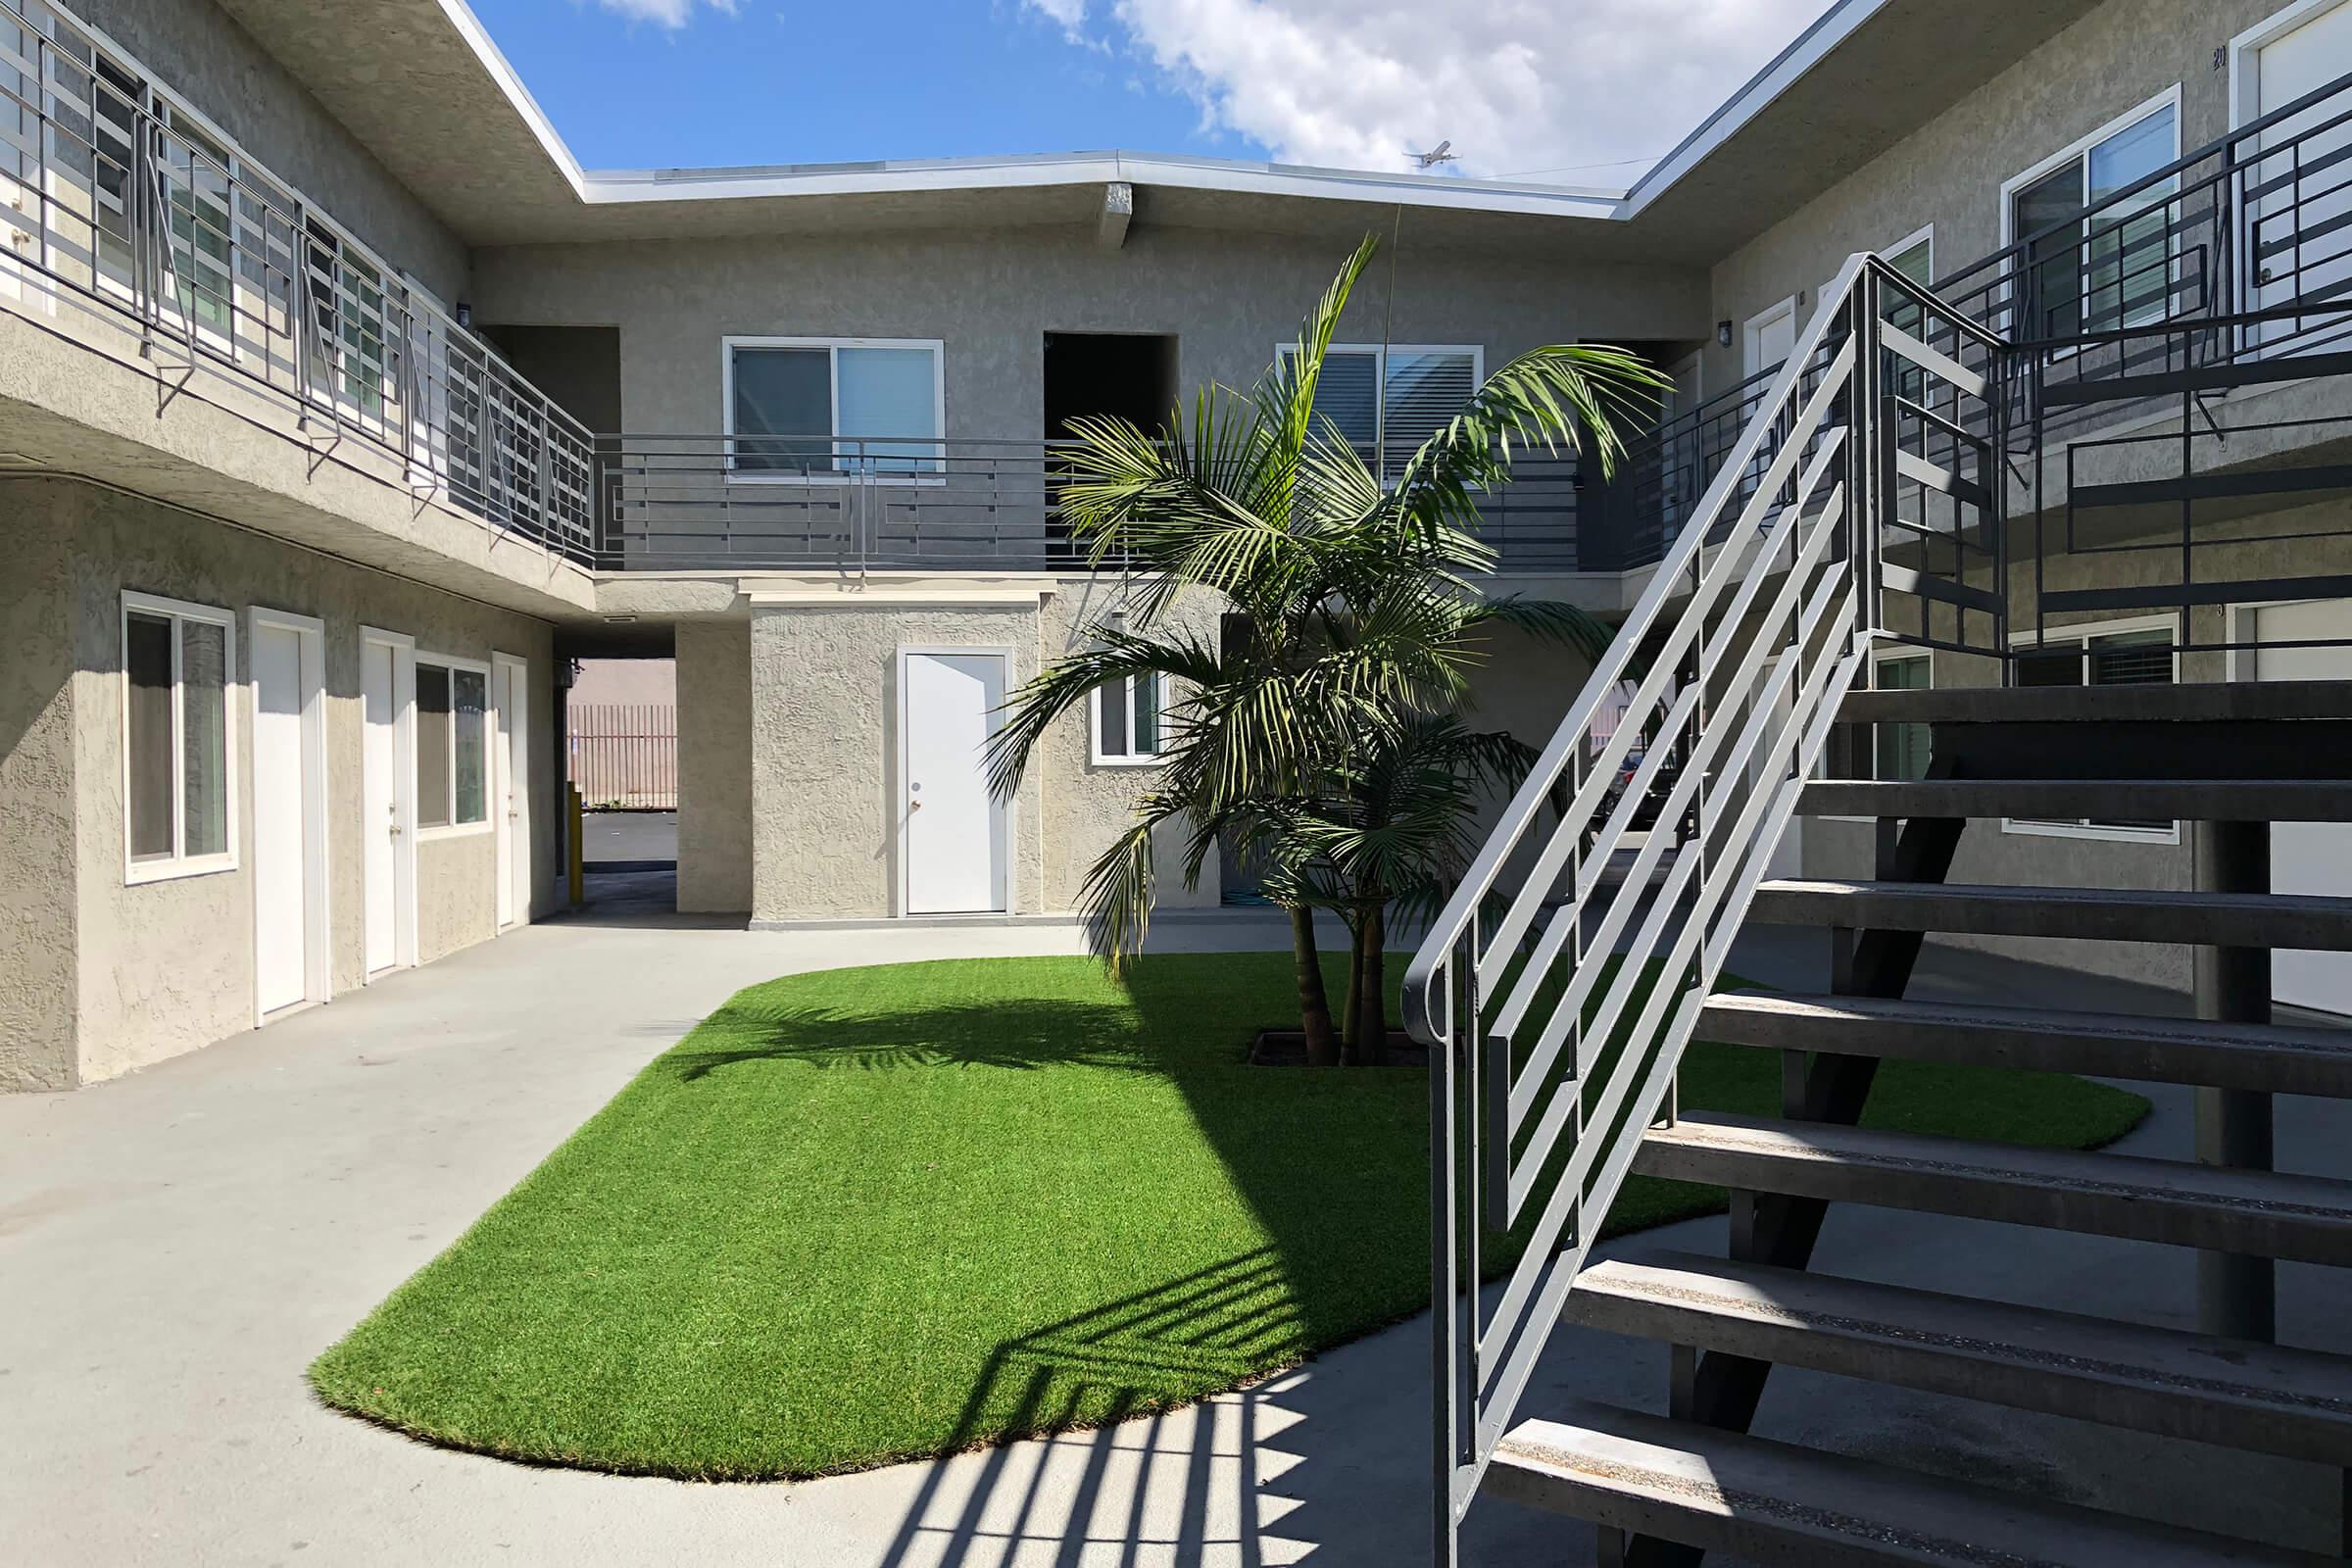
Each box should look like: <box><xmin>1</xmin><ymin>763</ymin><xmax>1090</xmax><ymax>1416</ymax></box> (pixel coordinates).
<box><xmin>1744</xmin><ymin>296</ymin><xmax>1798</xmax><ymax>380</ymax></box>
<box><xmin>901</xmin><ymin>650</ymin><xmax>1009</xmax><ymax>914</ymax></box>
<box><xmin>362</xmin><ymin>631</ymin><xmax>415</xmax><ymax>976</ymax></box>
<box><xmin>2251</xmin><ymin>598</ymin><xmax>2352</xmax><ymax>1016</ymax></box>
<box><xmin>251</xmin><ymin>613</ymin><xmax>323</xmax><ymax>1016</ymax></box>
<box><xmin>493</xmin><ymin>654</ymin><xmax>529</xmax><ymax>929</ymax></box>
<box><xmin>2243</xmin><ymin>0</ymin><xmax>2352</xmax><ymax>341</ymax></box>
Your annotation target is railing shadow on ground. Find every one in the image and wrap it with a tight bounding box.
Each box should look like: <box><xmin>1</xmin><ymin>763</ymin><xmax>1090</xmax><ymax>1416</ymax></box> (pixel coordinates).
<box><xmin>868</xmin><ymin>1250</ymin><xmax>1312</xmax><ymax>1568</ymax></box>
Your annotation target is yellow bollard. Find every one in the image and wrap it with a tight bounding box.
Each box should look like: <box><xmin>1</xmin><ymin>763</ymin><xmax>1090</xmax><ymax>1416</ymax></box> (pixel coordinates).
<box><xmin>567</xmin><ymin>783</ymin><xmax>585</xmax><ymax>908</ymax></box>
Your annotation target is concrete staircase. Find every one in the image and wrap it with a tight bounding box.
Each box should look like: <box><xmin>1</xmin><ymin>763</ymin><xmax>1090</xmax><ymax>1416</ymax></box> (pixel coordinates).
<box><xmin>1486</xmin><ymin>678</ymin><xmax>2352</xmax><ymax>1566</ymax></box>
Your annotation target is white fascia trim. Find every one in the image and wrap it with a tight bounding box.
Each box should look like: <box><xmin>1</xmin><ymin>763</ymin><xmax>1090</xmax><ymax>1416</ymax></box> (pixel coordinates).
<box><xmin>436</xmin><ymin>0</ymin><xmax>591</xmax><ymax>198</ymax></box>
<box><xmin>1619</xmin><ymin>0</ymin><xmax>1893</xmax><ymax>220</ymax></box>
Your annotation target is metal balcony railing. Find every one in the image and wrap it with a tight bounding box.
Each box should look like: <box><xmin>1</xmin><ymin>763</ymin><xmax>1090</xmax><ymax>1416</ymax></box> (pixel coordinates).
<box><xmin>599</xmin><ymin>434</ymin><xmax>1585</xmax><ymax>574</ymax></box>
<box><xmin>1595</xmin><ymin>67</ymin><xmax>2352</xmax><ymax>576</ymax></box>
<box><xmin>0</xmin><ymin>0</ymin><xmax>595</xmax><ymax>561</ymax></box>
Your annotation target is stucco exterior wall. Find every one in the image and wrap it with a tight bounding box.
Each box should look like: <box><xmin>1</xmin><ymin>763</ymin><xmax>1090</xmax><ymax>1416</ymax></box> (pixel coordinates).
<box><xmin>1703</xmin><ymin>0</ymin><xmax>2291</xmax><ymax>396</ymax></box>
<box><xmin>0</xmin><ymin>506</ymin><xmax>80</xmax><ymax>1090</ymax></box>
<box><xmin>735</xmin><ymin>576</ymin><xmax>1230</xmax><ymax>924</ymax></box>
<box><xmin>0</xmin><ymin>479</ymin><xmax>562</xmax><ymax>1084</ymax></box>
<box><xmin>67</xmin><ymin>0</ymin><xmax>468</xmax><ymax>301</ymax></box>
<box><xmin>676</xmin><ymin>622</ymin><xmax>752</xmax><ymax>914</ymax></box>
<box><xmin>469</xmin><ymin>223</ymin><xmax>1709</xmax><ymax>442</ymax></box>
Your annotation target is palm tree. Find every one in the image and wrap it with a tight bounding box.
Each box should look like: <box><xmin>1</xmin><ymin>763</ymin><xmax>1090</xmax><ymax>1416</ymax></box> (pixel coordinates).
<box><xmin>986</xmin><ymin>233</ymin><xmax>1663</xmax><ymax>1063</ymax></box>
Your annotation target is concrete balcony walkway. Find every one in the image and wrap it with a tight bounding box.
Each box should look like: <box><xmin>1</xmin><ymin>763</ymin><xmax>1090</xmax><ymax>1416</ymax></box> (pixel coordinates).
<box><xmin>2</xmin><ymin>902</ymin><xmax>2347</xmax><ymax>1565</ymax></box>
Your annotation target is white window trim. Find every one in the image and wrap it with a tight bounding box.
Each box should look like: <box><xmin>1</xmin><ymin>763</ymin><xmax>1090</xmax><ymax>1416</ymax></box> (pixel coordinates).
<box><xmin>414</xmin><ymin>651</ymin><xmax>495</xmax><ymax>841</ymax></box>
<box><xmin>1274</xmin><ymin>341</ymin><xmax>1487</xmax><ymax>451</ymax></box>
<box><xmin>2001</xmin><ymin>612</ymin><xmax>2184</xmax><ymax>845</ymax></box>
<box><xmin>1091</xmin><ymin>671</ymin><xmax>1170</xmax><ymax>767</ymax></box>
<box><xmin>1998</xmin><ymin>85</ymin><xmax>2184</xmax><ymax>340</ymax></box>
<box><xmin>121</xmin><ymin>590</ymin><xmax>240</xmax><ymax>885</ymax></box>
<box><xmin>721</xmin><ymin>335</ymin><xmax>947</xmax><ymax>487</ymax></box>
<box><xmin>1817</xmin><ymin>644</ymin><xmax>1935</xmax><ymax>822</ymax></box>
<box><xmin>247</xmin><ymin>606</ymin><xmax>331</xmax><ymax>1022</ymax></box>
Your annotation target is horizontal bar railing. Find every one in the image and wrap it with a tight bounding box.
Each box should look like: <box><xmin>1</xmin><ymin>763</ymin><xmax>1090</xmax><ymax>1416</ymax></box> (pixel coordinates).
<box><xmin>598</xmin><ymin>434</ymin><xmax>1584</xmax><ymax>573</ymax></box>
<box><xmin>0</xmin><ymin>0</ymin><xmax>595</xmax><ymax>562</ymax></box>
<box><xmin>1596</xmin><ymin>68</ymin><xmax>2352</xmax><ymax>577</ymax></box>
<box><xmin>1406</xmin><ymin>255</ymin><xmax>2008</xmax><ymax>1566</ymax></box>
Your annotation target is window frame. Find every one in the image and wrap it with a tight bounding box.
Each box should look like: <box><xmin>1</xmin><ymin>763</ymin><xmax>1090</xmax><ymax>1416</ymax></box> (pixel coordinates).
<box><xmin>1998</xmin><ymin>86</ymin><xmax>2184</xmax><ymax>342</ymax></box>
<box><xmin>720</xmin><ymin>335</ymin><xmax>947</xmax><ymax>486</ymax></box>
<box><xmin>413</xmin><ymin>651</ymin><xmax>494</xmax><ymax>840</ymax></box>
<box><xmin>1274</xmin><ymin>341</ymin><xmax>1486</xmax><ymax>468</ymax></box>
<box><xmin>1091</xmin><ymin>669</ymin><xmax>1170</xmax><ymax>766</ymax></box>
<box><xmin>2001</xmin><ymin>612</ymin><xmax>2184</xmax><ymax>845</ymax></box>
<box><xmin>1870</xmin><ymin>647</ymin><xmax>1936</xmax><ymax>785</ymax></box>
<box><xmin>120</xmin><ymin>590</ymin><xmax>240</xmax><ymax>885</ymax></box>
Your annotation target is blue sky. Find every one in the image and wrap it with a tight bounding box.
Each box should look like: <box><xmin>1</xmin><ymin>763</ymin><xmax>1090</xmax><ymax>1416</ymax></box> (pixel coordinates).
<box><xmin>470</xmin><ymin>0</ymin><xmax>1828</xmax><ymax>185</ymax></box>
<box><xmin>469</xmin><ymin>1</ymin><xmax>1265</xmax><ymax>172</ymax></box>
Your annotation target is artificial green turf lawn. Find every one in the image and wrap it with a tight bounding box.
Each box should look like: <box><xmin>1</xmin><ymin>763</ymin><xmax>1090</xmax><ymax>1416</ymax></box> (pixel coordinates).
<box><xmin>310</xmin><ymin>953</ymin><xmax>2148</xmax><ymax>1481</ymax></box>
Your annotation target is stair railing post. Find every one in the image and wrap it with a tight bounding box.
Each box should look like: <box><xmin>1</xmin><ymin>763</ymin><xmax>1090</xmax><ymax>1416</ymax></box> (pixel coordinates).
<box><xmin>2193</xmin><ymin>818</ymin><xmax>2276</xmax><ymax>1345</ymax></box>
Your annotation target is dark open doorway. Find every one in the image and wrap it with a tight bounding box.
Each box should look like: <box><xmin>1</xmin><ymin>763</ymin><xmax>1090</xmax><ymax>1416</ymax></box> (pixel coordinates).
<box><xmin>1043</xmin><ymin>332</ymin><xmax>1179</xmax><ymax>440</ymax></box>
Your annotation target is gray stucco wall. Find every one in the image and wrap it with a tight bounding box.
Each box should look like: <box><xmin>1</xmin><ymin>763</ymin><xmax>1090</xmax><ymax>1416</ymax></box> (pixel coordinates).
<box><xmin>1703</xmin><ymin>0</ymin><xmax>2293</xmax><ymax>396</ymax></box>
<box><xmin>0</xmin><ymin>507</ymin><xmax>80</xmax><ymax>1090</ymax></box>
<box><xmin>676</xmin><ymin>620</ymin><xmax>753</xmax><ymax>914</ymax></box>
<box><xmin>67</xmin><ymin>0</ymin><xmax>468</xmax><ymax>300</ymax></box>
<box><xmin>468</xmin><ymin>222</ymin><xmax>1709</xmax><ymax>441</ymax></box>
<box><xmin>0</xmin><ymin>478</ymin><xmax>561</xmax><ymax>1085</ymax></box>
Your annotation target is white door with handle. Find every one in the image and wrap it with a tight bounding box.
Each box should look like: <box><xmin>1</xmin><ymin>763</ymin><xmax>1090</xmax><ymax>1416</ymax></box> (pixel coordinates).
<box><xmin>252</xmin><ymin>612</ymin><xmax>325</xmax><ymax>1017</ymax></box>
<box><xmin>900</xmin><ymin>650</ymin><xmax>1009</xmax><ymax>915</ymax></box>
<box><xmin>493</xmin><ymin>653</ymin><xmax>529</xmax><ymax>929</ymax></box>
<box><xmin>362</xmin><ymin>630</ymin><xmax>416</xmax><ymax>976</ymax></box>
<box><xmin>2240</xmin><ymin>0</ymin><xmax>2352</xmax><ymax>345</ymax></box>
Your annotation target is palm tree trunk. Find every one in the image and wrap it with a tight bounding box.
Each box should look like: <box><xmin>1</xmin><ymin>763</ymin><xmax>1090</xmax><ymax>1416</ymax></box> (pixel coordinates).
<box><xmin>1290</xmin><ymin>906</ymin><xmax>1340</xmax><ymax>1066</ymax></box>
<box><xmin>1341</xmin><ymin>915</ymin><xmax>1366</xmax><ymax>1065</ymax></box>
<box><xmin>1358</xmin><ymin>903</ymin><xmax>1389</xmax><ymax>1065</ymax></box>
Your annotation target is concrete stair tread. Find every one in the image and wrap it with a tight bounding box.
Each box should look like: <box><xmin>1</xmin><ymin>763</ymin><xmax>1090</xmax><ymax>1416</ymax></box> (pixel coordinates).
<box><xmin>1567</xmin><ymin>1251</ymin><xmax>2352</xmax><ymax>1465</ymax></box>
<box><xmin>1633</xmin><ymin>1111</ymin><xmax>2352</xmax><ymax>1264</ymax></box>
<box><xmin>1698</xmin><ymin>991</ymin><xmax>2352</xmax><ymax>1096</ymax></box>
<box><xmin>1747</xmin><ymin>878</ymin><xmax>2352</xmax><ymax>951</ymax></box>
<box><xmin>1797</xmin><ymin>778</ymin><xmax>2352</xmax><ymax>821</ymax></box>
<box><xmin>1491</xmin><ymin>1399</ymin><xmax>2332</xmax><ymax>1567</ymax></box>
<box><xmin>1838</xmin><ymin>681</ymin><xmax>2352</xmax><ymax>726</ymax></box>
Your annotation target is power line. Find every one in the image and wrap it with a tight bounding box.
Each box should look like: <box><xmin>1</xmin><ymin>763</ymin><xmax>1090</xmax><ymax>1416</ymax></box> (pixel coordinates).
<box><xmin>1488</xmin><ymin>153</ymin><xmax>1662</xmax><ymax>179</ymax></box>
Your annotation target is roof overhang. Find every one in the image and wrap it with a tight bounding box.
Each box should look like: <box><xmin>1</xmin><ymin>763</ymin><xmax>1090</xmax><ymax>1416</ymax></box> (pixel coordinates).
<box><xmin>207</xmin><ymin>0</ymin><xmax>2103</xmax><ymax>260</ymax></box>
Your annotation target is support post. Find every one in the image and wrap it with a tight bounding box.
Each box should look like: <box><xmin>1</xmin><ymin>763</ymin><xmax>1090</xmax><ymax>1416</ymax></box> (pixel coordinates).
<box><xmin>567</xmin><ymin>782</ymin><xmax>586</xmax><ymax>909</ymax></box>
<box><xmin>2195</xmin><ymin>818</ymin><xmax>2275</xmax><ymax>1344</ymax></box>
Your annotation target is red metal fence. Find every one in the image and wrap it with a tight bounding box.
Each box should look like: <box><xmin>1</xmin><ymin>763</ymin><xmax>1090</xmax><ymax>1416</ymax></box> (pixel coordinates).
<box><xmin>567</xmin><ymin>704</ymin><xmax>677</xmax><ymax>809</ymax></box>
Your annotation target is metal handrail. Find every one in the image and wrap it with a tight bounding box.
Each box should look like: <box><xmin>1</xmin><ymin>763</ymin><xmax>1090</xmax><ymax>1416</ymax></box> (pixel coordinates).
<box><xmin>0</xmin><ymin>0</ymin><xmax>596</xmax><ymax>562</ymax></box>
<box><xmin>1405</xmin><ymin>253</ymin><xmax>2008</xmax><ymax>1564</ymax></box>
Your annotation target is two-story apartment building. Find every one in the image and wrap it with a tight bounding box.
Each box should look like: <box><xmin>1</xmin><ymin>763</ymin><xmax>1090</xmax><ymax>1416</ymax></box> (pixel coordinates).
<box><xmin>4</xmin><ymin>0</ymin><xmax>2347</xmax><ymax>1091</ymax></box>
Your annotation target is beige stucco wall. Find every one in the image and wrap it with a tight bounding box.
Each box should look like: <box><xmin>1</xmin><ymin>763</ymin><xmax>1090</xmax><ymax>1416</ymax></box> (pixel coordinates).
<box><xmin>469</xmin><ymin>222</ymin><xmax>1709</xmax><ymax>443</ymax></box>
<box><xmin>676</xmin><ymin>621</ymin><xmax>753</xmax><ymax>914</ymax></box>
<box><xmin>0</xmin><ymin>478</ymin><xmax>563</xmax><ymax>1086</ymax></box>
<box><xmin>1703</xmin><ymin>0</ymin><xmax>2296</xmax><ymax>394</ymax></box>
<box><xmin>67</xmin><ymin>0</ymin><xmax>468</xmax><ymax>300</ymax></box>
<box><xmin>735</xmin><ymin>576</ymin><xmax>1228</xmax><ymax>924</ymax></box>
<box><xmin>0</xmin><ymin>507</ymin><xmax>80</xmax><ymax>1089</ymax></box>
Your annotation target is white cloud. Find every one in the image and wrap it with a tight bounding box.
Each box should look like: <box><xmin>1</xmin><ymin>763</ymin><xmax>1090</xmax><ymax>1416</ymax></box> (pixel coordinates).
<box><xmin>590</xmin><ymin>0</ymin><xmax>738</xmax><ymax>28</ymax></box>
<box><xmin>1025</xmin><ymin>0</ymin><xmax>1826</xmax><ymax>183</ymax></box>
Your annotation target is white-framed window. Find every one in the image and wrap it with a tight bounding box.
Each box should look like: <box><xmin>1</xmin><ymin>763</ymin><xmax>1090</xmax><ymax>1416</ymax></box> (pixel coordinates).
<box><xmin>1874</xmin><ymin>648</ymin><xmax>1935</xmax><ymax>781</ymax></box>
<box><xmin>723</xmin><ymin>336</ymin><xmax>945</xmax><ymax>480</ymax></box>
<box><xmin>415</xmin><ymin>654</ymin><xmax>491</xmax><ymax>835</ymax></box>
<box><xmin>1093</xmin><ymin>669</ymin><xmax>1166</xmax><ymax>765</ymax></box>
<box><xmin>2004</xmin><ymin>614</ymin><xmax>2181</xmax><ymax>843</ymax></box>
<box><xmin>1277</xmin><ymin>342</ymin><xmax>1483</xmax><ymax>474</ymax></box>
<box><xmin>2002</xmin><ymin>88</ymin><xmax>2182</xmax><ymax>340</ymax></box>
<box><xmin>121</xmin><ymin>591</ymin><xmax>237</xmax><ymax>883</ymax></box>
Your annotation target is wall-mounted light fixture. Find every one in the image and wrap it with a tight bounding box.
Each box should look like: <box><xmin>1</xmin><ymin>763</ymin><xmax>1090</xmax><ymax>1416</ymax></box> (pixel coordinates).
<box><xmin>1716</xmin><ymin>319</ymin><xmax>1734</xmax><ymax>348</ymax></box>
<box><xmin>455</xmin><ymin>301</ymin><xmax>473</xmax><ymax>328</ymax></box>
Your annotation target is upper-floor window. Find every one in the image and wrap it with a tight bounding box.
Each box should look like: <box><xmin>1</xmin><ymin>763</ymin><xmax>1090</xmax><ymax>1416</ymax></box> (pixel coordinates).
<box><xmin>1278</xmin><ymin>343</ymin><xmax>1483</xmax><ymax>475</ymax></box>
<box><xmin>2004</xmin><ymin>91</ymin><xmax>2180</xmax><ymax>340</ymax></box>
<box><xmin>122</xmin><ymin>591</ymin><xmax>236</xmax><ymax>882</ymax></box>
<box><xmin>725</xmin><ymin>337</ymin><xmax>944</xmax><ymax>478</ymax></box>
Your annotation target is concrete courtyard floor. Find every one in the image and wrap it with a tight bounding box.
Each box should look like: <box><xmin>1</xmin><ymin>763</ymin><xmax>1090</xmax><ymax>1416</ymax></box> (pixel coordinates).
<box><xmin>5</xmin><ymin>879</ymin><xmax>2350</xmax><ymax>1566</ymax></box>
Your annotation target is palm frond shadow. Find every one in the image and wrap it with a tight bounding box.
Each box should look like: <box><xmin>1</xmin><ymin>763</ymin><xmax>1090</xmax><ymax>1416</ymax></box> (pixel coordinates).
<box><xmin>664</xmin><ymin>998</ymin><xmax>1169</xmax><ymax>1080</ymax></box>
